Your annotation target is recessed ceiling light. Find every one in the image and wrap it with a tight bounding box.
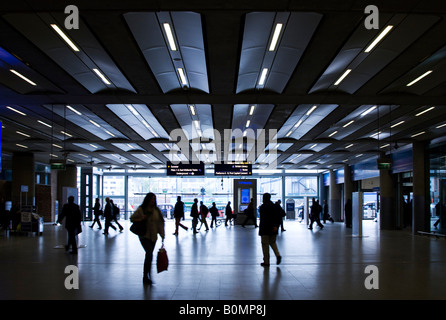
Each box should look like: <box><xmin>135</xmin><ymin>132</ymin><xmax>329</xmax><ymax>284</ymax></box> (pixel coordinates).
<box><xmin>10</xmin><ymin>69</ymin><xmax>37</xmax><ymax>86</ymax></box>
<box><xmin>66</xmin><ymin>105</ymin><xmax>82</xmax><ymax>115</ymax></box>
<box><xmin>177</xmin><ymin>68</ymin><xmax>187</xmax><ymax>85</ymax></box>
<box><xmin>269</xmin><ymin>23</ymin><xmax>283</xmax><ymax>51</ymax></box>
<box><xmin>328</xmin><ymin>131</ymin><xmax>337</xmax><ymax>137</ymax></box>
<box><xmin>364</xmin><ymin>25</ymin><xmax>394</xmax><ymax>53</ymax></box>
<box><xmin>345</xmin><ymin>144</ymin><xmax>354</xmax><ymax>148</ymax></box>
<box><xmin>6</xmin><ymin>106</ymin><xmax>26</xmax><ymax>116</ymax></box>
<box><xmin>50</xmin><ymin>24</ymin><xmax>80</xmax><ymax>52</ymax></box>
<box><xmin>391</xmin><ymin>120</ymin><xmax>405</xmax><ymax>128</ymax></box>
<box><xmin>16</xmin><ymin>131</ymin><xmax>30</xmax><ymax>137</ymax></box>
<box><xmin>89</xmin><ymin>120</ymin><xmax>101</xmax><ymax>127</ymax></box>
<box><xmin>16</xmin><ymin>143</ymin><xmax>28</xmax><ymax>149</ymax></box>
<box><xmin>380</xmin><ymin>143</ymin><xmax>390</xmax><ymax>149</ymax></box>
<box><xmin>343</xmin><ymin>120</ymin><xmax>354</xmax><ymax>128</ymax></box>
<box><xmin>411</xmin><ymin>131</ymin><xmax>425</xmax><ymax>138</ymax></box>
<box><xmin>258</xmin><ymin>68</ymin><xmax>268</xmax><ymax>86</ymax></box>
<box><xmin>249</xmin><ymin>105</ymin><xmax>255</xmax><ymax>116</ymax></box>
<box><xmin>163</xmin><ymin>23</ymin><xmax>177</xmax><ymax>51</ymax></box>
<box><xmin>361</xmin><ymin>105</ymin><xmax>377</xmax><ymax>117</ymax></box>
<box><xmin>436</xmin><ymin>123</ymin><xmax>446</xmax><ymax>129</ymax></box>
<box><xmin>92</xmin><ymin>68</ymin><xmax>111</xmax><ymax>85</ymax></box>
<box><xmin>407</xmin><ymin>70</ymin><xmax>433</xmax><ymax>87</ymax></box>
<box><xmin>294</xmin><ymin>119</ymin><xmax>302</xmax><ymax>128</ymax></box>
<box><xmin>61</xmin><ymin>131</ymin><xmax>73</xmax><ymax>137</ymax></box>
<box><xmin>38</xmin><ymin>120</ymin><xmax>52</xmax><ymax>128</ymax></box>
<box><xmin>415</xmin><ymin>106</ymin><xmax>435</xmax><ymax>117</ymax></box>
<box><xmin>306</xmin><ymin>105</ymin><xmax>317</xmax><ymax>116</ymax></box>
<box><xmin>334</xmin><ymin>69</ymin><xmax>352</xmax><ymax>86</ymax></box>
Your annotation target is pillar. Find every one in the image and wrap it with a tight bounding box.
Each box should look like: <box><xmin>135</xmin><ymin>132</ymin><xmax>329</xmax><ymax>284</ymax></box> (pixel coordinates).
<box><xmin>379</xmin><ymin>165</ymin><xmax>396</xmax><ymax>229</ymax></box>
<box><xmin>329</xmin><ymin>169</ymin><xmax>341</xmax><ymax>221</ymax></box>
<box><xmin>344</xmin><ymin>164</ymin><xmax>353</xmax><ymax>208</ymax></box>
<box><xmin>412</xmin><ymin>142</ymin><xmax>430</xmax><ymax>234</ymax></box>
<box><xmin>12</xmin><ymin>152</ymin><xmax>35</xmax><ymax>208</ymax></box>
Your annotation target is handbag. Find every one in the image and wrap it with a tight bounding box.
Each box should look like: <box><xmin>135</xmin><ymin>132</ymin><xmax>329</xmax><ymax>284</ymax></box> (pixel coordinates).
<box><xmin>130</xmin><ymin>220</ymin><xmax>146</xmax><ymax>236</ymax></box>
<box><xmin>156</xmin><ymin>244</ymin><xmax>169</xmax><ymax>273</ymax></box>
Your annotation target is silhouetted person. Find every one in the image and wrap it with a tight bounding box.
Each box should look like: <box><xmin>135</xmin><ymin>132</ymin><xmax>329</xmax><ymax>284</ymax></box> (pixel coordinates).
<box><xmin>110</xmin><ymin>199</ymin><xmax>123</xmax><ymax>232</ymax></box>
<box><xmin>209</xmin><ymin>202</ymin><xmax>219</xmax><ymax>228</ymax></box>
<box><xmin>242</xmin><ymin>198</ymin><xmax>257</xmax><ymax>228</ymax></box>
<box><xmin>90</xmin><ymin>198</ymin><xmax>102</xmax><ymax>229</ymax></box>
<box><xmin>225</xmin><ymin>201</ymin><xmax>233</xmax><ymax>226</ymax></box>
<box><xmin>190</xmin><ymin>198</ymin><xmax>199</xmax><ymax>233</ymax></box>
<box><xmin>345</xmin><ymin>199</ymin><xmax>352</xmax><ymax>228</ymax></box>
<box><xmin>259</xmin><ymin>193</ymin><xmax>282</xmax><ymax>267</ymax></box>
<box><xmin>198</xmin><ymin>201</ymin><xmax>209</xmax><ymax>231</ymax></box>
<box><xmin>308</xmin><ymin>198</ymin><xmax>324</xmax><ymax>230</ymax></box>
<box><xmin>434</xmin><ymin>201</ymin><xmax>443</xmax><ymax>229</ymax></box>
<box><xmin>322</xmin><ymin>199</ymin><xmax>334</xmax><ymax>223</ymax></box>
<box><xmin>275</xmin><ymin>200</ymin><xmax>286</xmax><ymax>231</ymax></box>
<box><xmin>173</xmin><ymin>196</ymin><xmax>188</xmax><ymax>235</ymax></box>
<box><xmin>130</xmin><ymin>192</ymin><xmax>165</xmax><ymax>285</ymax></box>
<box><xmin>57</xmin><ymin>196</ymin><xmax>82</xmax><ymax>254</ymax></box>
<box><xmin>103</xmin><ymin>197</ymin><xmax>116</xmax><ymax>235</ymax></box>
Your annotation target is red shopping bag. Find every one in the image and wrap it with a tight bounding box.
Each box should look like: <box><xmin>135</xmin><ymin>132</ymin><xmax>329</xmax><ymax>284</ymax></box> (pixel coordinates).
<box><xmin>157</xmin><ymin>245</ymin><xmax>169</xmax><ymax>273</ymax></box>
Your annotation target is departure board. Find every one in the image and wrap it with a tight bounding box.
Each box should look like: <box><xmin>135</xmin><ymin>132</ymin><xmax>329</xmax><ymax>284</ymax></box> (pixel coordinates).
<box><xmin>214</xmin><ymin>162</ymin><xmax>252</xmax><ymax>176</ymax></box>
<box><xmin>166</xmin><ymin>161</ymin><xmax>205</xmax><ymax>176</ymax></box>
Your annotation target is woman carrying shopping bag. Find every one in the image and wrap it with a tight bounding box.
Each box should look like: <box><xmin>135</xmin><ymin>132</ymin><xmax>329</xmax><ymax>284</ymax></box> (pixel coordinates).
<box><xmin>130</xmin><ymin>192</ymin><xmax>165</xmax><ymax>285</ymax></box>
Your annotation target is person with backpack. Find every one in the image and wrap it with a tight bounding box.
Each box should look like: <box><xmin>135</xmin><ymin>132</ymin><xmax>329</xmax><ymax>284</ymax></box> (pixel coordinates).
<box><xmin>198</xmin><ymin>201</ymin><xmax>209</xmax><ymax>231</ymax></box>
<box><xmin>209</xmin><ymin>202</ymin><xmax>219</xmax><ymax>228</ymax></box>
<box><xmin>110</xmin><ymin>199</ymin><xmax>124</xmax><ymax>232</ymax></box>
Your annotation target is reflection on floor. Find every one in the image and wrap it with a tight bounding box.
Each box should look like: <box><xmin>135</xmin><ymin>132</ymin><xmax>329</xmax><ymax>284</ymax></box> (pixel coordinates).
<box><xmin>0</xmin><ymin>219</ymin><xmax>445</xmax><ymax>300</ymax></box>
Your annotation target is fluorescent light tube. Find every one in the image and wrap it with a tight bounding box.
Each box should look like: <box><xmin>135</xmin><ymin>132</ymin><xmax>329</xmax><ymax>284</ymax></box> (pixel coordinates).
<box><xmin>93</xmin><ymin>68</ymin><xmax>111</xmax><ymax>85</ymax></box>
<box><xmin>89</xmin><ymin>120</ymin><xmax>101</xmax><ymax>127</ymax></box>
<box><xmin>38</xmin><ymin>120</ymin><xmax>52</xmax><ymax>128</ymax></box>
<box><xmin>415</xmin><ymin>106</ymin><xmax>435</xmax><ymax>117</ymax></box>
<box><xmin>306</xmin><ymin>105</ymin><xmax>317</xmax><ymax>116</ymax></box>
<box><xmin>407</xmin><ymin>70</ymin><xmax>433</xmax><ymax>87</ymax></box>
<box><xmin>343</xmin><ymin>120</ymin><xmax>354</xmax><ymax>128</ymax></box>
<box><xmin>16</xmin><ymin>131</ymin><xmax>31</xmax><ymax>137</ymax></box>
<box><xmin>10</xmin><ymin>69</ymin><xmax>37</xmax><ymax>86</ymax></box>
<box><xmin>334</xmin><ymin>69</ymin><xmax>352</xmax><ymax>86</ymax></box>
<box><xmin>294</xmin><ymin>119</ymin><xmax>302</xmax><ymax>128</ymax></box>
<box><xmin>6</xmin><ymin>106</ymin><xmax>26</xmax><ymax>116</ymax></box>
<box><xmin>189</xmin><ymin>105</ymin><xmax>196</xmax><ymax>116</ymax></box>
<box><xmin>127</xmin><ymin>105</ymin><xmax>139</xmax><ymax>116</ymax></box>
<box><xmin>364</xmin><ymin>25</ymin><xmax>393</xmax><ymax>53</ymax></box>
<box><xmin>16</xmin><ymin>144</ymin><xmax>28</xmax><ymax>149</ymax></box>
<box><xmin>258</xmin><ymin>68</ymin><xmax>268</xmax><ymax>86</ymax></box>
<box><xmin>163</xmin><ymin>23</ymin><xmax>177</xmax><ymax>51</ymax></box>
<box><xmin>436</xmin><ymin>123</ymin><xmax>446</xmax><ymax>129</ymax></box>
<box><xmin>328</xmin><ymin>130</ymin><xmax>337</xmax><ymax>137</ymax></box>
<box><xmin>269</xmin><ymin>23</ymin><xmax>283</xmax><ymax>51</ymax></box>
<box><xmin>411</xmin><ymin>131</ymin><xmax>425</xmax><ymax>138</ymax></box>
<box><xmin>391</xmin><ymin>120</ymin><xmax>405</xmax><ymax>128</ymax></box>
<box><xmin>50</xmin><ymin>24</ymin><xmax>80</xmax><ymax>52</ymax></box>
<box><xmin>249</xmin><ymin>105</ymin><xmax>255</xmax><ymax>116</ymax></box>
<box><xmin>345</xmin><ymin>144</ymin><xmax>354</xmax><ymax>148</ymax></box>
<box><xmin>246</xmin><ymin>120</ymin><xmax>251</xmax><ymax>127</ymax></box>
<box><xmin>177</xmin><ymin>68</ymin><xmax>187</xmax><ymax>85</ymax></box>
<box><xmin>361</xmin><ymin>105</ymin><xmax>377</xmax><ymax>117</ymax></box>
<box><xmin>66</xmin><ymin>105</ymin><xmax>82</xmax><ymax>115</ymax></box>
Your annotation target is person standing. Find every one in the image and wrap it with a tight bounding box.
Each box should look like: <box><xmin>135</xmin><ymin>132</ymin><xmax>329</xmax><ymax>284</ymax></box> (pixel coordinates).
<box><xmin>259</xmin><ymin>193</ymin><xmax>282</xmax><ymax>267</ymax></box>
<box><xmin>225</xmin><ymin>201</ymin><xmax>233</xmax><ymax>226</ymax></box>
<box><xmin>90</xmin><ymin>198</ymin><xmax>102</xmax><ymax>229</ymax></box>
<box><xmin>308</xmin><ymin>198</ymin><xmax>324</xmax><ymax>230</ymax></box>
<box><xmin>130</xmin><ymin>192</ymin><xmax>165</xmax><ymax>285</ymax></box>
<box><xmin>322</xmin><ymin>199</ymin><xmax>334</xmax><ymax>223</ymax></box>
<box><xmin>57</xmin><ymin>196</ymin><xmax>82</xmax><ymax>254</ymax></box>
<box><xmin>103</xmin><ymin>197</ymin><xmax>117</xmax><ymax>235</ymax></box>
<box><xmin>275</xmin><ymin>200</ymin><xmax>286</xmax><ymax>232</ymax></box>
<box><xmin>345</xmin><ymin>199</ymin><xmax>352</xmax><ymax>228</ymax></box>
<box><xmin>173</xmin><ymin>196</ymin><xmax>188</xmax><ymax>235</ymax></box>
<box><xmin>190</xmin><ymin>198</ymin><xmax>199</xmax><ymax>234</ymax></box>
<box><xmin>209</xmin><ymin>202</ymin><xmax>219</xmax><ymax>228</ymax></box>
<box><xmin>242</xmin><ymin>198</ymin><xmax>258</xmax><ymax>228</ymax></box>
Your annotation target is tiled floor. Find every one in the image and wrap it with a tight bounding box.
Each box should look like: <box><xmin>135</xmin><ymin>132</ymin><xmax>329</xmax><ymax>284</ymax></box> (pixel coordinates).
<box><xmin>1</xmin><ymin>218</ymin><xmax>445</xmax><ymax>300</ymax></box>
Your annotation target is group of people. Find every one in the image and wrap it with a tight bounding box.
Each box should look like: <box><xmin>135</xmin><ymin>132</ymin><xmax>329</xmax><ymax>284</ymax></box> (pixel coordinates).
<box><xmin>90</xmin><ymin>197</ymin><xmax>124</xmax><ymax>235</ymax></box>
<box><xmin>308</xmin><ymin>198</ymin><xmax>335</xmax><ymax>230</ymax></box>
<box><xmin>127</xmin><ymin>192</ymin><xmax>284</xmax><ymax>285</ymax></box>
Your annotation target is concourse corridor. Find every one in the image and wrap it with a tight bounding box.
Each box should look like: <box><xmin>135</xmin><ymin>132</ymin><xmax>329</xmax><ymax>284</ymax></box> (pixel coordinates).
<box><xmin>0</xmin><ymin>219</ymin><xmax>445</xmax><ymax>300</ymax></box>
